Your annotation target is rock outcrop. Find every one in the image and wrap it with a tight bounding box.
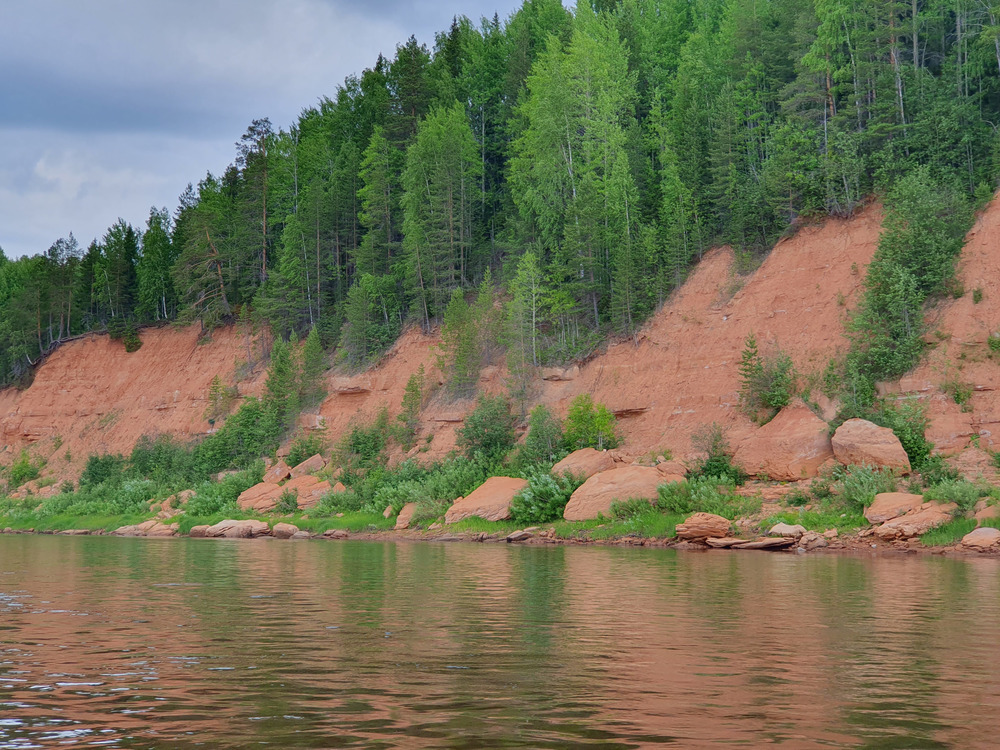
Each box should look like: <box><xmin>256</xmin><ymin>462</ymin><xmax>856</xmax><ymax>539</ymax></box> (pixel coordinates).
<box><xmin>237</xmin><ymin>482</ymin><xmax>283</xmax><ymax>513</ymax></box>
<box><xmin>444</xmin><ymin>477</ymin><xmax>529</xmax><ymax>524</ymax></box>
<box><xmin>864</xmin><ymin>492</ymin><xmax>924</xmax><ymax>524</ymax></box>
<box><xmin>290</xmin><ymin>454</ymin><xmax>326</xmax><ymax>479</ymax></box>
<box><xmin>734</xmin><ymin>400</ymin><xmax>834</xmax><ymax>480</ymax></box>
<box><xmin>563</xmin><ymin>465</ymin><xmax>668</xmax><ymax>521</ymax></box>
<box><xmin>262</xmin><ymin>461</ymin><xmax>291</xmax><ymax>484</ymax></box>
<box><xmin>113</xmin><ymin>519</ymin><xmax>178</xmax><ymax>537</ymax></box>
<box><xmin>832</xmin><ymin>419</ymin><xmax>911</xmax><ymax>473</ymax></box>
<box><xmin>551</xmin><ymin>448</ymin><xmax>615</xmax><ymax>480</ymax></box>
<box><xmin>203</xmin><ymin>519</ymin><xmax>270</xmax><ymax>539</ymax></box>
<box><xmin>873</xmin><ymin>502</ymin><xmax>957</xmax><ymax>540</ymax></box>
<box><xmin>675</xmin><ymin>512</ymin><xmax>730</xmax><ymax>540</ymax></box>
<box><xmin>395</xmin><ymin>502</ymin><xmax>417</xmax><ymax>530</ymax></box>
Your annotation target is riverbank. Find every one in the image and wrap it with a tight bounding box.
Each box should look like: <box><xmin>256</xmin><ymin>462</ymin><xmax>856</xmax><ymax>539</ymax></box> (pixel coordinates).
<box><xmin>3</xmin><ymin>507</ymin><xmax>998</xmax><ymax>559</ymax></box>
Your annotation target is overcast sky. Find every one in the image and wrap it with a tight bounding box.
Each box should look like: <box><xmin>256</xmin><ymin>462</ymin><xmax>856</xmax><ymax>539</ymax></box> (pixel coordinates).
<box><xmin>0</xmin><ymin>0</ymin><xmax>531</xmax><ymax>258</ymax></box>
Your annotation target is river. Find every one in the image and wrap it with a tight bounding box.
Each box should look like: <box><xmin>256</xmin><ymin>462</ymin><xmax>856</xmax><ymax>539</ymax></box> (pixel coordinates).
<box><xmin>1</xmin><ymin>536</ymin><xmax>998</xmax><ymax>748</ymax></box>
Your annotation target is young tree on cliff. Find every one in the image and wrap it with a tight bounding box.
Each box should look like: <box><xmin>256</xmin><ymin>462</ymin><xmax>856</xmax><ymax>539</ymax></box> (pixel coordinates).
<box><xmin>136</xmin><ymin>207</ymin><xmax>177</xmax><ymax>322</ymax></box>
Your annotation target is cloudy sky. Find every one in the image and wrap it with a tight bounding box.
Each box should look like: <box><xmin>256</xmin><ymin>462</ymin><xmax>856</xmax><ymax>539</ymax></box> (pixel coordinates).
<box><xmin>0</xmin><ymin>0</ymin><xmax>531</xmax><ymax>258</ymax></box>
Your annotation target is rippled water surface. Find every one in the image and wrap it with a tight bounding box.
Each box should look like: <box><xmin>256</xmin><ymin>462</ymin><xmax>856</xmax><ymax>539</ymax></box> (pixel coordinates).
<box><xmin>2</xmin><ymin>537</ymin><xmax>1000</xmax><ymax>747</ymax></box>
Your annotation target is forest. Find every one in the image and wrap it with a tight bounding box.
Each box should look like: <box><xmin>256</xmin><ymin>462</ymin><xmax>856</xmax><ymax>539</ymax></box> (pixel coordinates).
<box><xmin>1</xmin><ymin>0</ymin><xmax>997</xmax><ymax>389</ymax></box>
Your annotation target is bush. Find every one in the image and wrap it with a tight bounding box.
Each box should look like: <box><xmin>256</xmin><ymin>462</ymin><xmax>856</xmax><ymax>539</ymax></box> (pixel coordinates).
<box><xmin>128</xmin><ymin>434</ymin><xmax>198</xmax><ymax>485</ymax></box>
<box><xmin>517</xmin><ymin>404</ymin><xmax>565</xmax><ymax>467</ymax></box>
<box><xmin>286</xmin><ymin>432</ymin><xmax>327</xmax><ymax>468</ymax></box>
<box><xmin>107</xmin><ymin>479</ymin><xmax>157</xmax><ymax>515</ymax></box>
<box><xmin>610</xmin><ymin>497</ymin><xmax>657</xmax><ymax>521</ymax></box>
<box><xmin>655</xmin><ymin>476</ymin><xmax>757</xmax><ymax>519</ymax></box>
<box><xmin>186</xmin><ymin>463</ymin><xmax>264</xmax><ymax>517</ymax></box>
<box><xmin>80</xmin><ymin>453</ymin><xmax>128</xmax><ymax>488</ymax></box>
<box><xmin>276</xmin><ymin>489</ymin><xmax>299</xmax><ymax>515</ymax></box>
<box><xmin>866</xmin><ymin>401</ymin><xmax>932</xmax><ymax>470</ymax></box>
<box><xmin>688</xmin><ymin>423</ymin><xmax>746</xmax><ymax>484</ymax></box>
<box><xmin>456</xmin><ymin>395</ymin><xmax>517</xmax><ymax>463</ymax></box>
<box><xmin>923</xmin><ymin>479</ymin><xmax>983</xmax><ymax>513</ymax></box>
<box><xmin>833</xmin><ymin>464</ymin><xmax>897</xmax><ymax>509</ymax></box>
<box><xmin>194</xmin><ymin>397</ymin><xmax>282</xmax><ymax>473</ymax></box>
<box><xmin>337</xmin><ymin>409</ymin><xmax>391</xmax><ymax>470</ymax></box>
<box><xmin>564</xmin><ymin>394</ymin><xmax>620</xmax><ymax>451</ymax></box>
<box><xmin>8</xmin><ymin>450</ymin><xmax>44</xmax><ymax>487</ymax></box>
<box><xmin>738</xmin><ymin>333</ymin><xmax>795</xmax><ymax>422</ymax></box>
<box><xmin>509</xmin><ymin>471</ymin><xmax>583</xmax><ymax>524</ymax></box>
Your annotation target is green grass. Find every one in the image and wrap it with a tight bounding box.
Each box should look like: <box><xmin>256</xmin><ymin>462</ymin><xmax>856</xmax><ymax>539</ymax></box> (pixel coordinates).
<box><xmin>294</xmin><ymin>512</ymin><xmax>394</xmax><ymax>533</ymax></box>
<box><xmin>551</xmin><ymin>512</ymin><xmax>688</xmax><ymax>541</ymax></box>
<box><xmin>443</xmin><ymin>517</ymin><xmax>522</xmax><ymax>535</ymax></box>
<box><xmin>0</xmin><ymin>513</ymin><xmax>150</xmax><ymax>533</ymax></box>
<box><xmin>920</xmin><ymin>518</ymin><xmax>977</xmax><ymax>547</ymax></box>
<box><xmin>762</xmin><ymin>506</ymin><xmax>866</xmax><ymax>534</ymax></box>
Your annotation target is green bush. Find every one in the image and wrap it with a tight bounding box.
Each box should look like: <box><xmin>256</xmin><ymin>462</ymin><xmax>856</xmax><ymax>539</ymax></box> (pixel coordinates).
<box><xmin>738</xmin><ymin>333</ymin><xmax>795</xmax><ymax>422</ymax></box>
<box><xmin>509</xmin><ymin>471</ymin><xmax>583</xmax><ymax>524</ymax></box>
<box><xmin>338</xmin><ymin>409</ymin><xmax>390</xmax><ymax>470</ymax></box>
<box><xmin>194</xmin><ymin>397</ymin><xmax>282</xmax><ymax>473</ymax></box>
<box><xmin>610</xmin><ymin>497</ymin><xmax>657</xmax><ymax>521</ymax></box>
<box><xmin>8</xmin><ymin>449</ymin><xmax>43</xmax><ymax>487</ymax></box>
<box><xmin>80</xmin><ymin>453</ymin><xmax>128</xmax><ymax>488</ymax></box>
<box><xmin>517</xmin><ymin>404</ymin><xmax>565</xmax><ymax>467</ymax></box>
<box><xmin>564</xmin><ymin>395</ymin><xmax>620</xmax><ymax>451</ymax></box>
<box><xmin>688</xmin><ymin>423</ymin><xmax>746</xmax><ymax>484</ymax></box>
<box><xmin>923</xmin><ymin>479</ymin><xmax>983</xmax><ymax>513</ymax></box>
<box><xmin>456</xmin><ymin>395</ymin><xmax>517</xmax><ymax>463</ymax></box>
<box><xmin>286</xmin><ymin>432</ymin><xmax>327</xmax><ymax>468</ymax></box>
<box><xmin>186</xmin><ymin>463</ymin><xmax>263</xmax><ymax>516</ymax></box>
<box><xmin>656</xmin><ymin>476</ymin><xmax>756</xmax><ymax>519</ymax></box>
<box><xmin>276</xmin><ymin>489</ymin><xmax>299</xmax><ymax>515</ymax></box>
<box><xmin>833</xmin><ymin>464</ymin><xmax>897</xmax><ymax>509</ymax></box>
<box><xmin>128</xmin><ymin>434</ymin><xmax>198</xmax><ymax>485</ymax></box>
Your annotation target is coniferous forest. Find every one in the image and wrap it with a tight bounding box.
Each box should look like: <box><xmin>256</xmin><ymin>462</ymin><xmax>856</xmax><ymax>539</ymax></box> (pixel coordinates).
<box><xmin>2</xmin><ymin>0</ymin><xmax>998</xmax><ymax>387</ymax></box>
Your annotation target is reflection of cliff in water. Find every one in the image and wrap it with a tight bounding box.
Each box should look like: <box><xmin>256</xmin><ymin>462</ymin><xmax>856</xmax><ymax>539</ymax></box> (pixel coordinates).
<box><xmin>2</xmin><ymin>537</ymin><xmax>1000</xmax><ymax>747</ymax></box>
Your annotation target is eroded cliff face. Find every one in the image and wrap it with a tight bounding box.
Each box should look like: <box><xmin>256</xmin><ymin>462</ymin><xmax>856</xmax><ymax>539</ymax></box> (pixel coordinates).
<box><xmin>3</xmin><ymin>197</ymin><xmax>994</xmax><ymax>483</ymax></box>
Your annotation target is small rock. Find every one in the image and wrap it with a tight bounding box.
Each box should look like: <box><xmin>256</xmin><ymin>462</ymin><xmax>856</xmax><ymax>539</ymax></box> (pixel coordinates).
<box><xmin>290</xmin><ymin>530</ymin><xmax>313</xmax><ymax>540</ymax></box>
<box><xmin>395</xmin><ymin>503</ymin><xmax>417</xmax><ymax>530</ymax></box>
<box><xmin>874</xmin><ymin>503</ymin><xmax>958</xmax><ymax>540</ymax></box>
<box><xmin>506</xmin><ymin>530</ymin><xmax>533</xmax><ymax>543</ymax></box>
<box><xmin>445</xmin><ymin>476</ymin><xmax>528</xmax><ymax>524</ymax></box>
<box><xmin>290</xmin><ymin>454</ymin><xmax>326</xmax><ymax>479</ymax></box>
<box><xmin>732</xmin><ymin>537</ymin><xmax>796</xmax><ymax>550</ymax></box>
<box><xmin>189</xmin><ymin>525</ymin><xmax>210</xmax><ymax>538</ymax></box>
<box><xmin>383</xmin><ymin>505</ymin><xmax>394</xmax><ymax>519</ymax></box>
<box><xmin>262</xmin><ymin>461</ymin><xmax>292</xmax><ymax>484</ymax></box>
<box><xmin>798</xmin><ymin>531</ymin><xmax>828</xmax><ymax>550</ymax></box>
<box><xmin>272</xmin><ymin>522</ymin><xmax>300</xmax><ymax>540</ymax></box>
<box><xmin>428</xmin><ymin>522</ymin><xmax>442</xmax><ymax>530</ymax></box>
<box><xmin>323</xmin><ymin>529</ymin><xmax>349</xmax><ymax>539</ymax></box>
<box><xmin>705</xmin><ymin>537</ymin><xmax>744</xmax><ymax>548</ymax></box>
<box><xmin>769</xmin><ymin>522</ymin><xmax>806</xmax><ymax>538</ymax></box>
<box><xmin>865</xmin><ymin>492</ymin><xmax>924</xmax><ymax>524</ymax></box>
<box><xmin>823</xmin><ymin>528</ymin><xmax>839</xmax><ymax>539</ymax></box>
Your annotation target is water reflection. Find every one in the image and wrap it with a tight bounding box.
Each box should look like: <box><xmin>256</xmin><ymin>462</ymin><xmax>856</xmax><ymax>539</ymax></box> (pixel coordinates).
<box><xmin>1</xmin><ymin>537</ymin><xmax>999</xmax><ymax>747</ymax></box>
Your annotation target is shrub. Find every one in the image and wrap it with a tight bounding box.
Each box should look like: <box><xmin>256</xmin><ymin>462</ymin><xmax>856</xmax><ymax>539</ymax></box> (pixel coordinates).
<box><xmin>286</xmin><ymin>432</ymin><xmax>327</xmax><ymax>468</ymax></box>
<box><xmin>610</xmin><ymin>497</ymin><xmax>657</xmax><ymax>521</ymax></box>
<box><xmin>80</xmin><ymin>453</ymin><xmax>128</xmax><ymax>488</ymax></box>
<box><xmin>563</xmin><ymin>395</ymin><xmax>620</xmax><ymax>451</ymax></box>
<box><xmin>923</xmin><ymin>479</ymin><xmax>983</xmax><ymax>513</ymax></box>
<box><xmin>276</xmin><ymin>489</ymin><xmax>299</xmax><ymax>515</ymax></box>
<box><xmin>128</xmin><ymin>434</ymin><xmax>198</xmax><ymax>485</ymax></box>
<box><xmin>833</xmin><ymin>464</ymin><xmax>897</xmax><ymax>509</ymax></box>
<box><xmin>9</xmin><ymin>450</ymin><xmax>44</xmax><ymax>487</ymax></box>
<box><xmin>655</xmin><ymin>476</ymin><xmax>756</xmax><ymax>519</ymax></box>
<box><xmin>919</xmin><ymin>455</ymin><xmax>959</xmax><ymax>485</ymax></box>
<box><xmin>194</xmin><ymin>397</ymin><xmax>282</xmax><ymax>473</ymax></box>
<box><xmin>509</xmin><ymin>471</ymin><xmax>583</xmax><ymax>524</ymax></box>
<box><xmin>186</xmin><ymin>463</ymin><xmax>263</xmax><ymax>516</ymax></box>
<box><xmin>688</xmin><ymin>423</ymin><xmax>746</xmax><ymax>484</ymax></box>
<box><xmin>107</xmin><ymin>479</ymin><xmax>156</xmax><ymax>515</ymax></box>
<box><xmin>517</xmin><ymin>404</ymin><xmax>565</xmax><ymax>467</ymax></box>
<box><xmin>738</xmin><ymin>333</ymin><xmax>795</xmax><ymax>422</ymax></box>
<box><xmin>456</xmin><ymin>395</ymin><xmax>517</xmax><ymax>463</ymax></box>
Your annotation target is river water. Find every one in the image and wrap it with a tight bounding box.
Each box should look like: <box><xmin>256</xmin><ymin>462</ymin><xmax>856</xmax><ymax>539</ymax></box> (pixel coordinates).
<box><xmin>1</xmin><ymin>536</ymin><xmax>999</xmax><ymax>748</ymax></box>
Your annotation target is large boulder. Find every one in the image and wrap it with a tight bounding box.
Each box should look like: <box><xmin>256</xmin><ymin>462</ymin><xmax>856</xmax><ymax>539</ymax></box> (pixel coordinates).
<box><xmin>444</xmin><ymin>477</ymin><xmax>528</xmax><ymax>524</ymax></box>
<box><xmin>865</xmin><ymin>492</ymin><xmax>924</xmax><ymax>524</ymax></box>
<box><xmin>113</xmin><ymin>520</ymin><xmax>177</xmax><ymax>538</ymax></box>
<box><xmin>395</xmin><ymin>502</ymin><xmax>418</xmax><ymax>530</ymax></box>
<box><xmin>675</xmin><ymin>513</ymin><xmax>730</xmax><ymax>540</ymax></box>
<box><xmin>204</xmin><ymin>519</ymin><xmax>270</xmax><ymax>539</ymax></box>
<box><xmin>563</xmin><ymin>466</ymin><xmax>667</xmax><ymax>521</ymax></box>
<box><xmin>290</xmin><ymin>454</ymin><xmax>326</xmax><ymax>479</ymax></box>
<box><xmin>237</xmin><ymin>482</ymin><xmax>284</xmax><ymax>513</ymax></box>
<box><xmin>962</xmin><ymin>527</ymin><xmax>1000</xmax><ymax>549</ymax></box>
<box><xmin>873</xmin><ymin>502</ymin><xmax>957</xmax><ymax>540</ymax></box>
<box><xmin>832</xmin><ymin>419</ymin><xmax>911</xmax><ymax>474</ymax></box>
<box><xmin>734</xmin><ymin>400</ymin><xmax>834</xmax><ymax>480</ymax></box>
<box><xmin>552</xmin><ymin>448</ymin><xmax>615</xmax><ymax>480</ymax></box>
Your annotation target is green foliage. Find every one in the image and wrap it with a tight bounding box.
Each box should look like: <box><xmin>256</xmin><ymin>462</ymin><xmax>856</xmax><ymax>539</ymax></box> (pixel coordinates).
<box><xmin>737</xmin><ymin>332</ymin><xmax>795</xmax><ymax>423</ymax></box>
<box><xmin>8</xmin><ymin>449</ymin><xmax>43</xmax><ymax>487</ymax></box>
<box><xmin>286</xmin><ymin>432</ymin><xmax>327</xmax><ymax>468</ymax></box>
<box><xmin>563</xmin><ymin>395</ymin><xmax>620</xmax><ymax>451</ymax></box>
<box><xmin>833</xmin><ymin>465</ymin><xmax>897</xmax><ymax>510</ymax></box>
<box><xmin>688</xmin><ymin>423</ymin><xmax>746</xmax><ymax>485</ymax></box>
<box><xmin>339</xmin><ymin>409</ymin><xmax>391</xmax><ymax>470</ymax></box>
<box><xmin>439</xmin><ymin>288</ymin><xmax>479</xmax><ymax>398</ymax></box>
<box><xmin>656</xmin><ymin>476</ymin><xmax>758</xmax><ymax>520</ymax></box>
<box><xmin>456</xmin><ymin>394</ymin><xmax>516</xmax><ymax>463</ymax></box>
<box><xmin>203</xmin><ymin>375</ymin><xmax>238</xmax><ymax>423</ymax></box>
<box><xmin>299</xmin><ymin>326</ymin><xmax>327</xmax><ymax>407</ymax></box>
<box><xmin>509</xmin><ymin>471</ymin><xmax>583</xmax><ymax>525</ymax></box>
<box><xmin>80</xmin><ymin>453</ymin><xmax>128</xmax><ymax>488</ymax></box>
<box><xmin>864</xmin><ymin>401</ymin><xmax>933</xmax><ymax>470</ymax></box>
<box><xmin>395</xmin><ymin>365</ymin><xmax>425</xmax><ymax>448</ymax></box>
<box><xmin>276</xmin><ymin>489</ymin><xmax>298</xmax><ymax>515</ymax></box>
<box><xmin>518</xmin><ymin>404</ymin><xmax>565</xmax><ymax>467</ymax></box>
<box><xmin>920</xmin><ymin>518</ymin><xmax>977</xmax><ymax>547</ymax></box>
<box><xmin>194</xmin><ymin>397</ymin><xmax>281</xmax><ymax>473</ymax></box>
<box><xmin>923</xmin><ymin>479</ymin><xmax>984</xmax><ymax>513</ymax></box>
<box><xmin>919</xmin><ymin>455</ymin><xmax>960</xmax><ymax>486</ymax></box>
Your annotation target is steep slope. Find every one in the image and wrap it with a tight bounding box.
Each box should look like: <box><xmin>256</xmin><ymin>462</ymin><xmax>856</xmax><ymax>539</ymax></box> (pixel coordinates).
<box><xmin>0</xmin><ymin>204</ymin><xmax>885</xmax><ymax>480</ymax></box>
